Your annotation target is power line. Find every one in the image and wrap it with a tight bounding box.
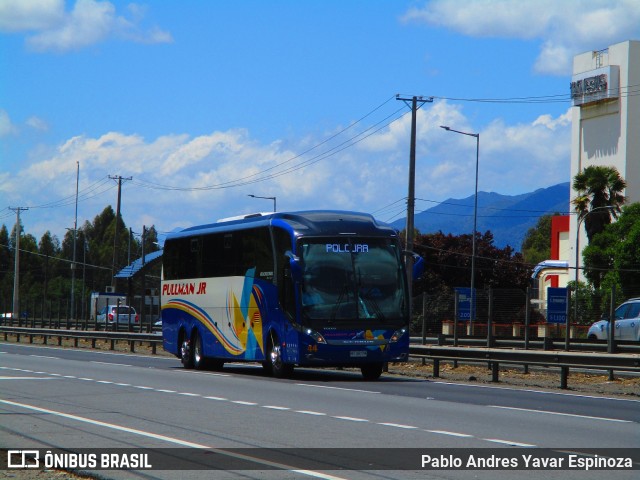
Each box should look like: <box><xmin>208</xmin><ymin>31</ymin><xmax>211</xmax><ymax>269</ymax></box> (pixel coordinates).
<box><xmin>131</xmin><ymin>98</ymin><xmax>408</xmax><ymax>192</ymax></box>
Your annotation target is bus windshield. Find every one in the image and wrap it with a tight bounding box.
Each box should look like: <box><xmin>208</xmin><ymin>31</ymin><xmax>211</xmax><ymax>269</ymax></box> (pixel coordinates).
<box><xmin>299</xmin><ymin>238</ymin><xmax>407</xmax><ymax>328</ymax></box>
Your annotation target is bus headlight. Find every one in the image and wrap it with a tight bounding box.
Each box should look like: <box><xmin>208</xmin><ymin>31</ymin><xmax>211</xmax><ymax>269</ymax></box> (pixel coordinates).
<box><xmin>389</xmin><ymin>328</ymin><xmax>407</xmax><ymax>343</ymax></box>
<box><xmin>305</xmin><ymin>328</ymin><xmax>327</xmax><ymax>344</ymax></box>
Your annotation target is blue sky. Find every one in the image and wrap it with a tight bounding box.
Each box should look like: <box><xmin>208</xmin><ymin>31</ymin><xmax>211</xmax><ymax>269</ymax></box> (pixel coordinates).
<box><xmin>1</xmin><ymin>0</ymin><xmax>639</xmax><ymax>245</ymax></box>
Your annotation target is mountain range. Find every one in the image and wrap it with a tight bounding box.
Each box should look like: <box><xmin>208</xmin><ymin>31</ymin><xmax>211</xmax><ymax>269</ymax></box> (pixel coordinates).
<box><xmin>390</xmin><ymin>182</ymin><xmax>570</xmax><ymax>250</ymax></box>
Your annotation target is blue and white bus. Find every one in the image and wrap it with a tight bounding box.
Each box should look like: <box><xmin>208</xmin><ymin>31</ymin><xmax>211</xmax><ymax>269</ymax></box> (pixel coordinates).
<box><xmin>161</xmin><ymin>210</ymin><xmax>421</xmax><ymax>380</ymax></box>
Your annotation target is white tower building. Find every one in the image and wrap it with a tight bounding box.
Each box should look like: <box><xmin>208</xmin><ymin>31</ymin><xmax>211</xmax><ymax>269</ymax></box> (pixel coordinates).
<box><xmin>569</xmin><ymin>40</ymin><xmax>640</xmax><ymax>280</ymax></box>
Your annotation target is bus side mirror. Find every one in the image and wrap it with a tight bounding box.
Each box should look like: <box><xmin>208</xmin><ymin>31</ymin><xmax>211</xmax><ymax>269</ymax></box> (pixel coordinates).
<box><xmin>285</xmin><ymin>251</ymin><xmax>302</xmax><ymax>283</ymax></box>
<box><xmin>412</xmin><ymin>254</ymin><xmax>425</xmax><ymax>281</ymax></box>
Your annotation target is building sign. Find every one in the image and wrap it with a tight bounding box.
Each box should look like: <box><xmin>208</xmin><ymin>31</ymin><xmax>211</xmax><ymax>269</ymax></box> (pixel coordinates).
<box><xmin>570</xmin><ymin>65</ymin><xmax>619</xmax><ymax>106</ymax></box>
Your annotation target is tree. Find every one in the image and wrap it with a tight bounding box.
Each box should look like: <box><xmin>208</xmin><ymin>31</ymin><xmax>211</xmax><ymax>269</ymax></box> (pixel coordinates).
<box><xmin>38</xmin><ymin>231</ymin><xmax>61</xmax><ymax>313</ymax></box>
<box><xmin>572</xmin><ymin>165</ymin><xmax>627</xmax><ymax>300</ymax></box>
<box><xmin>521</xmin><ymin>214</ymin><xmax>555</xmax><ymax>265</ymax></box>
<box><xmin>412</xmin><ymin>230</ymin><xmax>529</xmax><ymax>294</ymax></box>
<box><xmin>583</xmin><ymin>203</ymin><xmax>640</xmax><ymax>300</ymax></box>
<box><xmin>572</xmin><ymin>165</ymin><xmax>626</xmax><ymax>242</ymax></box>
<box><xmin>0</xmin><ymin>225</ymin><xmax>11</xmax><ymax>309</ymax></box>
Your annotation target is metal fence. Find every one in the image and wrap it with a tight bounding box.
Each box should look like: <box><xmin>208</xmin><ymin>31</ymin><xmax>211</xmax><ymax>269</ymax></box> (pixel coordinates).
<box><xmin>0</xmin><ymin>295</ymin><xmax>160</xmax><ymax>332</ymax></box>
<box><xmin>410</xmin><ymin>285</ymin><xmax>640</xmax><ymax>340</ymax></box>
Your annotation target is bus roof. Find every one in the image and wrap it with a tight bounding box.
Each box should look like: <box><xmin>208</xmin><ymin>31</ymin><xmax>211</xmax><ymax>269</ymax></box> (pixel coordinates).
<box><xmin>166</xmin><ymin>210</ymin><xmax>398</xmax><ymax>240</ymax></box>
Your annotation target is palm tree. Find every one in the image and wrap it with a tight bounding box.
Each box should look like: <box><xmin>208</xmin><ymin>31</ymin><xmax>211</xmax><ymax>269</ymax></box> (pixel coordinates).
<box><xmin>572</xmin><ymin>165</ymin><xmax>626</xmax><ymax>242</ymax></box>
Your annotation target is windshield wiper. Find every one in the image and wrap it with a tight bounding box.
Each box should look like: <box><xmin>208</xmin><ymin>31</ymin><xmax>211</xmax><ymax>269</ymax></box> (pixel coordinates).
<box><xmin>330</xmin><ymin>283</ymin><xmax>350</xmax><ymax>322</ymax></box>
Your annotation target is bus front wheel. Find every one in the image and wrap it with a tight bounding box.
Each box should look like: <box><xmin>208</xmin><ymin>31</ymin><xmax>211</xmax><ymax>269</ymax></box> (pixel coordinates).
<box><xmin>264</xmin><ymin>339</ymin><xmax>293</xmax><ymax>378</ymax></box>
<box><xmin>360</xmin><ymin>363</ymin><xmax>383</xmax><ymax>380</ymax></box>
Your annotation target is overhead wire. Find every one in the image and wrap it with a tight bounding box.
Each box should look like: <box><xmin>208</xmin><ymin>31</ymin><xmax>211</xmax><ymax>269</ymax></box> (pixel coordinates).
<box><xmin>131</xmin><ymin>95</ymin><xmax>403</xmax><ymax>192</ymax></box>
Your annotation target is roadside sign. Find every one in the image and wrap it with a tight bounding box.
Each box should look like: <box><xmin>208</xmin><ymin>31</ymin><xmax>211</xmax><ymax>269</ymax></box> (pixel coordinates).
<box><xmin>547</xmin><ymin>287</ymin><xmax>568</xmax><ymax>324</ymax></box>
<box><xmin>455</xmin><ymin>287</ymin><xmax>476</xmax><ymax>321</ymax></box>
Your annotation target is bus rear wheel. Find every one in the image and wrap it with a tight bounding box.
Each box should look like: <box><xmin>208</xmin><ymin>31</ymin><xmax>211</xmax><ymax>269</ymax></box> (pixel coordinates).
<box><xmin>193</xmin><ymin>332</ymin><xmax>206</xmax><ymax>370</ymax></box>
<box><xmin>180</xmin><ymin>336</ymin><xmax>194</xmax><ymax>369</ymax></box>
<box><xmin>360</xmin><ymin>363</ymin><xmax>383</xmax><ymax>380</ymax></box>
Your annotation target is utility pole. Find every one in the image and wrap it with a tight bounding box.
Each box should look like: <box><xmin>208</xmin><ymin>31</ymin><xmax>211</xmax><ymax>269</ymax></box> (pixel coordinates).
<box><xmin>396</xmin><ymin>95</ymin><xmax>433</xmax><ymax>300</ymax></box>
<box><xmin>109</xmin><ymin>175</ymin><xmax>132</xmax><ymax>288</ymax></box>
<box><xmin>71</xmin><ymin>161</ymin><xmax>79</xmax><ymax>320</ymax></box>
<box><xmin>10</xmin><ymin>207</ymin><xmax>29</xmax><ymax>319</ymax></box>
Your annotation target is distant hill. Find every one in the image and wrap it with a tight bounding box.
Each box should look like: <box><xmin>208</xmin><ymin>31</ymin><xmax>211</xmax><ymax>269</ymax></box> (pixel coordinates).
<box><xmin>391</xmin><ymin>182</ymin><xmax>570</xmax><ymax>250</ymax></box>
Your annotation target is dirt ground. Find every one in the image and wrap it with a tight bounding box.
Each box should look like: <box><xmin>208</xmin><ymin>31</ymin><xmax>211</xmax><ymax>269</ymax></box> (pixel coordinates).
<box><xmin>386</xmin><ymin>359</ymin><xmax>640</xmax><ymax>398</ymax></box>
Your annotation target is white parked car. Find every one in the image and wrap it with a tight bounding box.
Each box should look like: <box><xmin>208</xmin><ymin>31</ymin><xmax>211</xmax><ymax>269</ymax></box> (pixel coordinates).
<box><xmin>96</xmin><ymin>305</ymin><xmax>139</xmax><ymax>325</ymax></box>
<box><xmin>587</xmin><ymin>298</ymin><xmax>640</xmax><ymax>341</ymax></box>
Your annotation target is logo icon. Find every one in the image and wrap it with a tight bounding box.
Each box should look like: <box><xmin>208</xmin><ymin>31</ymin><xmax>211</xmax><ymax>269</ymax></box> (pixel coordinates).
<box><xmin>7</xmin><ymin>450</ymin><xmax>40</xmax><ymax>469</ymax></box>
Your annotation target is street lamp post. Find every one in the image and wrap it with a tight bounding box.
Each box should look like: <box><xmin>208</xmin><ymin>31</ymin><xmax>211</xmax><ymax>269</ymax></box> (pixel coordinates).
<box><xmin>573</xmin><ymin>205</ymin><xmax>615</xmax><ymax>323</ymax></box>
<box><xmin>248</xmin><ymin>194</ymin><xmax>276</xmax><ymax>212</ymax></box>
<box><xmin>441</xmin><ymin>126</ymin><xmax>480</xmax><ymax>332</ymax></box>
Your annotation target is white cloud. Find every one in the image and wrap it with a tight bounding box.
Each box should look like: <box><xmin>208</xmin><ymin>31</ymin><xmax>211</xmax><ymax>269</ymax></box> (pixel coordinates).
<box><xmin>4</xmin><ymin>102</ymin><xmax>573</xmax><ymax>240</ymax></box>
<box><xmin>26</xmin><ymin>115</ymin><xmax>49</xmax><ymax>131</ymax></box>
<box><xmin>0</xmin><ymin>109</ymin><xmax>18</xmax><ymax>136</ymax></box>
<box><xmin>0</xmin><ymin>0</ymin><xmax>64</xmax><ymax>32</ymax></box>
<box><xmin>403</xmin><ymin>0</ymin><xmax>640</xmax><ymax>75</ymax></box>
<box><xmin>0</xmin><ymin>0</ymin><xmax>173</xmax><ymax>52</ymax></box>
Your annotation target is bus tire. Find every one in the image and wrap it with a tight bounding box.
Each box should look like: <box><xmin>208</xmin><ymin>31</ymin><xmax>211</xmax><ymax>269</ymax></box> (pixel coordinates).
<box><xmin>192</xmin><ymin>331</ymin><xmax>206</xmax><ymax>370</ymax></box>
<box><xmin>180</xmin><ymin>334</ymin><xmax>194</xmax><ymax>369</ymax></box>
<box><xmin>264</xmin><ymin>337</ymin><xmax>293</xmax><ymax>378</ymax></box>
<box><xmin>360</xmin><ymin>363</ymin><xmax>383</xmax><ymax>380</ymax></box>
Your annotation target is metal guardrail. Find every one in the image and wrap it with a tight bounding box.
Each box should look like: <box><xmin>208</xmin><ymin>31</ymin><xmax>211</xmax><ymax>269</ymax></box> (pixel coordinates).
<box><xmin>408</xmin><ymin>343</ymin><xmax>640</xmax><ymax>389</ymax></box>
<box><xmin>1</xmin><ymin>327</ymin><xmax>639</xmax><ymax>389</ymax></box>
<box><xmin>410</xmin><ymin>336</ymin><xmax>640</xmax><ymax>354</ymax></box>
<box><xmin>0</xmin><ymin>326</ymin><xmax>162</xmax><ymax>354</ymax></box>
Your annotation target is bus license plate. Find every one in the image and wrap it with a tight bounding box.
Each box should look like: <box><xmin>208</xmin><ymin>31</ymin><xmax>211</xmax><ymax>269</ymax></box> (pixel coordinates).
<box><xmin>350</xmin><ymin>350</ymin><xmax>367</xmax><ymax>358</ymax></box>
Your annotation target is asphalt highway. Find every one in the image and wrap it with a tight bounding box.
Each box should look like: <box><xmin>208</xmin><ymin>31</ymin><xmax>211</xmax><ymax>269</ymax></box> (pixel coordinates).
<box><xmin>1</xmin><ymin>342</ymin><xmax>638</xmax><ymax>480</ymax></box>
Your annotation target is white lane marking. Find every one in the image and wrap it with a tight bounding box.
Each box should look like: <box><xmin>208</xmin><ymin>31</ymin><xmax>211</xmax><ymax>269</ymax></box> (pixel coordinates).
<box><xmin>332</xmin><ymin>416</ymin><xmax>369</xmax><ymax>422</ymax></box>
<box><xmin>156</xmin><ymin>389</ymin><xmax>175</xmax><ymax>393</ymax></box>
<box><xmin>425</xmin><ymin>430</ymin><xmax>473</xmax><ymax>438</ymax></box>
<box><xmin>115</xmin><ymin>383</ymin><xmax>131</xmax><ymax>387</ymax></box>
<box><xmin>377</xmin><ymin>423</ymin><xmax>418</xmax><ymax>429</ymax></box>
<box><xmin>296</xmin><ymin>410</ymin><xmax>327</xmax><ymax>416</ymax></box>
<box><xmin>204</xmin><ymin>396</ymin><xmax>228</xmax><ymax>401</ymax></box>
<box><xmin>91</xmin><ymin>361</ymin><xmax>133</xmax><ymax>367</ymax></box>
<box><xmin>262</xmin><ymin>405</ymin><xmax>290</xmax><ymax>410</ymax></box>
<box><xmin>133</xmin><ymin>386</ymin><xmax>153</xmax><ymax>390</ymax></box>
<box><xmin>178</xmin><ymin>392</ymin><xmax>200</xmax><ymax>397</ymax></box>
<box><xmin>231</xmin><ymin>401</ymin><xmax>258</xmax><ymax>406</ymax></box>
<box><xmin>484</xmin><ymin>438</ymin><xmax>536</xmax><ymax>447</ymax></box>
<box><xmin>177</xmin><ymin>370</ymin><xmax>230</xmax><ymax>377</ymax></box>
<box><xmin>487</xmin><ymin>405</ymin><xmax>634</xmax><ymax>423</ymax></box>
<box><xmin>0</xmin><ymin>399</ymin><xmax>350</xmax><ymax>480</ymax></box>
<box><xmin>0</xmin><ymin>398</ymin><xmax>211</xmax><ymax>448</ymax></box>
<box><xmin>62</xmin><ymin>375</ymin><xmax>76</xmax><ymax>379</ymax></box>
<box><xmin>0</xmin><ymin>377</ymin><xmax>57</xmax><ymax>380</ymax></box>
<box><xmin>96</xmin><ymin>380</ymin><xmax>113</xmax><ymax>384</ymax></box>
<box><xmin>29</xmin><ymin>355</ymin><xmax>59</xmax><ymax>360</ymax></box>
<box><xmin>296</xmin><ymin>383</ymin><xmax>380</xmax><ymax>394</ymax></box>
